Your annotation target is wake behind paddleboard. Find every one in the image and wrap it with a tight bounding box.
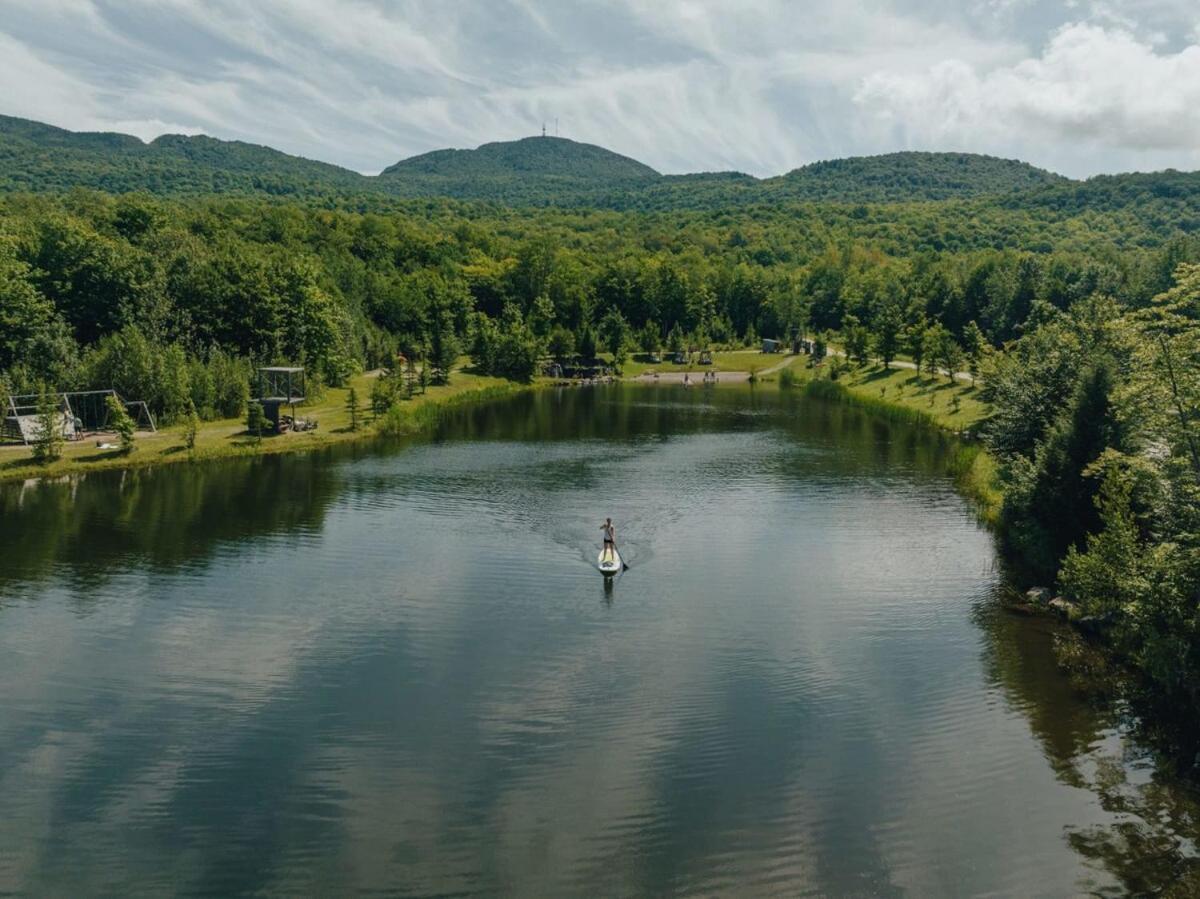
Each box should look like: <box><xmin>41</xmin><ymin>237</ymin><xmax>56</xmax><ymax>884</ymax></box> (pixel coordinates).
<box><xmin>598</xmin><ymin>548</ymin><xmax>622</xmax><ymax>576</ymax></box>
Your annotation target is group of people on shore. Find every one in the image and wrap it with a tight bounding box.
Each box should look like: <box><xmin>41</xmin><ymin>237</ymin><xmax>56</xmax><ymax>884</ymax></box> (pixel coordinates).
<box><xmin>679</xmin><ymin>370</ymin><xmax>719</xmax><ymax>386</ymax></box>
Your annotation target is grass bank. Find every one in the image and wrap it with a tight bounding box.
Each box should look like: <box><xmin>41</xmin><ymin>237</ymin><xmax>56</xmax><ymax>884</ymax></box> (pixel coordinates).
<box><xmin>781</xmin><ymin>360</ymin><xmax>1002</xmax><ymax>522</ymax></box>
<box><xmin>0</xmin><ymin>369</ymin><xmax>528</xmax><ymax>484</ymax></box>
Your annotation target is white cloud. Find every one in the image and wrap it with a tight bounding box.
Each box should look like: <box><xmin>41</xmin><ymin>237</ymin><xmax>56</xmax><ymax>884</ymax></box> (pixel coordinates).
<box><xmin>0</xmin><ymin>2</ymin><xmax>1198</xmax><ymax>177</ymax></box>
<box><xmin>855</xmin><ymin>23</ymin><xmax>1200</xmax><ymax>165</ymax></box>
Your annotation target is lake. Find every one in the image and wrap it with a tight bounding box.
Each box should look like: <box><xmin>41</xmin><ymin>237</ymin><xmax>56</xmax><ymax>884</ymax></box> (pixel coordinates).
<box><xmin>1</xmin><ymin>385</ymin><xmax>1196</xmax><ymax>896</ymax></box>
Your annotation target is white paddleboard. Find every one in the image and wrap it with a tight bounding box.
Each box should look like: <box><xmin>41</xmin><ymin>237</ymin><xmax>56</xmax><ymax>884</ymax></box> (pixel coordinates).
<box><xmin>598</xmin><ymin>547</ymin><xmax>622</xmax><ymax>576</ymax></box>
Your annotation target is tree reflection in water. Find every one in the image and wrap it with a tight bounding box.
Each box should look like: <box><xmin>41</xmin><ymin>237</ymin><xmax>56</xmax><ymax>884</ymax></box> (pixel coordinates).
<box><xmin>976</xmin><ymin>601</ymin><xmax>1200</xmax><ymax>896</ymax></box>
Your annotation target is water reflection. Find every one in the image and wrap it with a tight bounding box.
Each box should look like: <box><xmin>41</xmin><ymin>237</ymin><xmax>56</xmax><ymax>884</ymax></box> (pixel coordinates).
<box><xmin>0</xmin><ymin>454</ymin><xmax>345</xmax><ymax>598</ymax></box>
<box><xmin>976</xmin><ymin>603</ymin><xmax>1200</xmax><ymax>895</ymax></box>
<box><xmin>0</xmin><ymin>385</ymin><xmax>1197</xmax><ymax>895</ymax></box>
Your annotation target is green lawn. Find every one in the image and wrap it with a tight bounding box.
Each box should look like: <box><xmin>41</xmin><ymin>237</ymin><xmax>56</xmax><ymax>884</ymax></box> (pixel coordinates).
<box><xmin>0</xmin><ymin>366</ymin><xmax>522</xmax><ymax>483</ymax></box>
<box><xmin>825</xmin><ymin>363</ymin><xmax>988</xmax><ymax>431</ymax></box>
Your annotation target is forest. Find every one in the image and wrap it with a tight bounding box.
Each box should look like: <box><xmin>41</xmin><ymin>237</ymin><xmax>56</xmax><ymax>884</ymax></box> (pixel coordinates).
<box><xmin>1</xmin><ymin>154</ymin><xmax>1198</xmax><ymax>718</ymax></box>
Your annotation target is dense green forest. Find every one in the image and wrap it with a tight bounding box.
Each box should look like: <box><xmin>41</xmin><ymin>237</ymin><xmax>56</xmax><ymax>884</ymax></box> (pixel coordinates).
<box><xmin>1</xmin><ymin>114</ymin><xmax>1198</xmax><ymax>723</ymax></box>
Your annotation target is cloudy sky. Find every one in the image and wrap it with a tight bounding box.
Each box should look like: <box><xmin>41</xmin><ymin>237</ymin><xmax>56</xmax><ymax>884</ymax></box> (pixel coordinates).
<box><xmin>2</xmin><ymin>0</ymin><xmax>1199</xmax><ymax>178</ymax></box>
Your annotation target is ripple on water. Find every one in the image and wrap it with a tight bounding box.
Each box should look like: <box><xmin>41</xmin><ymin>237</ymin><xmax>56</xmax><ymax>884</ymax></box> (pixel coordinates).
<box><xmin>0</xmin><ymin>388</ymin><xmax>1186</xmax><ymax>897</ymax></box>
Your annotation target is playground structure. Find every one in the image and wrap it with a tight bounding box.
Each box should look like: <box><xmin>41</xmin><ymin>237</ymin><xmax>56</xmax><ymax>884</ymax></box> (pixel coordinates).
<box><xmin>256</xmin><ymin>366</ymin><xmax>316</xmax><ymax>433</ymax></box>
<box><xmin>2</xmin><ymin>390</ymin><xmax>156</xmax><ymax>445</ymax></box>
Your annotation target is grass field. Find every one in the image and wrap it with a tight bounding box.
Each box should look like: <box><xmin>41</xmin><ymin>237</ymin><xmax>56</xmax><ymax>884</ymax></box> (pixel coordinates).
<box><xmin>0</xmin><ymin>367</ymin><xmax>523</xmax><ymax>483</ymax></box>
<box><xmin>814</xmin><ymin>363</ymin><xmax>988</xmax><ymax>432</ymax></box>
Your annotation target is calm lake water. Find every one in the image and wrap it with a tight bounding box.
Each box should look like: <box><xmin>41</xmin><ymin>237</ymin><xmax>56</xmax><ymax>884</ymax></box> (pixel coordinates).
<box><xmin>1</xmin><ymin>385</ymin><xmax>1197</xmax><ymax>896</ymax></box>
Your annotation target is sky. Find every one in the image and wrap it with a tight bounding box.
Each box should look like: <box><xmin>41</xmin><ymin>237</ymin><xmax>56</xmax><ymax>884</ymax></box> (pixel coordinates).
<box><xmin>2</xmin><ymin>0</ymin><xmax>1199</xmax><ymax>179</ymax></box>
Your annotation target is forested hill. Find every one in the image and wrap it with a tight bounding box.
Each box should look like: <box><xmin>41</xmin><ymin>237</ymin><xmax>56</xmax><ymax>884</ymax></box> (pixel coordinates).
<box><xmin>0</xmin><ymin>115</ymin><xmax>370</xmax><ymax>197</ymax></box>
<box><xmin>768</xmin><ymin>152</ymin><xmax>1068</xmax><ymax>202</ymax></box>
<box><xmin>376</xmin><ymin>135</ymin><xmax>665</xmax><ymax>204</ymax></box>
<box><xmin>0</xmin><ymin>113</ymin><xmax>1084</xmax><ymax>207</ymax></box>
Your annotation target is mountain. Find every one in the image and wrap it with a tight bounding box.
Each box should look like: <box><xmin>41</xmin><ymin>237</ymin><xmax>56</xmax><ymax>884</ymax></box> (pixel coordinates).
<box><xmin>2</xmin><ymin>114</ymin><xmax>1196</xmax><ymax>217</ymax></box>
<box><xmin>765</xmin><ymin>152</ymin><xmax>1069</xmax><ymax>203</ymax></box>
<box><xmin>0</xmin><ymin>114</ymin><xmax>370</xmax><ymax>197</ymax></box>
<box><xmin>383</xmin><ymin>135</ymin><xmax>658</xmax><ymax>180</ymax></box>
<box><xmin>378</xmin><ymin>135</ymin><xmax>661</xmax><ymax>205</ymax></box>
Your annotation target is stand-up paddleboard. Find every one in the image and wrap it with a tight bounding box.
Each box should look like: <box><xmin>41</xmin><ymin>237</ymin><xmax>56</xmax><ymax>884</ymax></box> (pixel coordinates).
<box><xmin>598</xmin><ymin>547</ymin><xmax>622</xmax><ymax>576</ymax></box>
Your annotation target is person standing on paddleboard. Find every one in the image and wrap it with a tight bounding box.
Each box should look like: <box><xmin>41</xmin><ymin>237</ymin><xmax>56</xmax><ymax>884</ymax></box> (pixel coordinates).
<box><xmin>601</xmin><ymin>518</ymin><xmax>616</xmax><ymax>563</ymax></box>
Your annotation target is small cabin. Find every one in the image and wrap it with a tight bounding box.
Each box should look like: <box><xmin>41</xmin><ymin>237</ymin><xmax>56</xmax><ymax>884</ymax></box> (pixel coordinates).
<box><xmin>761</xmin><ymin>338</ymin><xmax>781</xmax><ymax>354</ymax></box>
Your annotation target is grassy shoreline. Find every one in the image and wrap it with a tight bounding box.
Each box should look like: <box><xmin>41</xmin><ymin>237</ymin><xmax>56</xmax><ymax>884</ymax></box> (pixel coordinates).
<box><xmin>3</xmin><ymin>356</ymin><xmax>1000</xmax><ymax>525</ymax></box>
<box><xmin>0</xmin><ymin>369</ymin><xmax>529</xmax><ymax>484</ymax></box>
<box><xmin>776</xmin><ymin>360</ymin><xmax>1002</xmax><ymax>522</ymax></box>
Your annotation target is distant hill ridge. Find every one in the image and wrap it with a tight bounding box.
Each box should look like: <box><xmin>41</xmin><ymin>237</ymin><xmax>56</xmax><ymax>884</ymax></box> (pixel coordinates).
<box><xmin>382</xmin><ymin>135</ymin><xmax>659</xmax><ymax>180</ymax></box>
<box><xmin>1</xmin><ymin>113</ymin><xmax>1196</xmax><ymax>212</ymax></box>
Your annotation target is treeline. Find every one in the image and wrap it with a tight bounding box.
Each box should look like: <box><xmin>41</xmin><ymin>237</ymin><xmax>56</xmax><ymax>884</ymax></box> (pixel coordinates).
<box><xmin>2</xmin><ymin>190</ymin><xmax>1200</xmax><ymax>426</ymax></box>
<box><xmin>980</xmin><ymin>267</ymin><xmax>1200</xmax><ymax>713</ymax></box>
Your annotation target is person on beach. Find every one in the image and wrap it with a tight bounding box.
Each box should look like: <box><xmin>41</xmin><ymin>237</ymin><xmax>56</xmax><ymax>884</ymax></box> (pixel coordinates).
<box><xmin>601</xmin><ymin>518</ymin><xmax>616</xmax><ymax>562</ymax></box>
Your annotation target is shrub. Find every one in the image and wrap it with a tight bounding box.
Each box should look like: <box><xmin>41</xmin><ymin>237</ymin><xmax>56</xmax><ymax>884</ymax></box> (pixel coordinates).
<box><xmin>105</xmin><ymin>393</ymin><xmax>136</xmax><ymax>454</ymax></box>
<box><xmin>30</xmin><ymin>384</ymin><xmax>63</xmax><ymax>464</ymax></box>
<box><xmin>184</xmin><ymin>400</ymin><xmax>200</xmax><ymax>453</ymax></box>
<box><xmin>246</xmin><ymin>400</ymin><xmax>267</xmax><ymax>442</ymax></box>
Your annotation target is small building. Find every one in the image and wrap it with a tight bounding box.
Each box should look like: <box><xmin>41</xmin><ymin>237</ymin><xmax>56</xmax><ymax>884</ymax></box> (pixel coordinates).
<box><xmin>762</xmin><ymin>339</ymin><xmax>781</xmax><ymax>354</ymax></box>
<box><xmin>257</xmin><ymin>367</ymin><xmax>306</xmax><ymax>432</ymax></box>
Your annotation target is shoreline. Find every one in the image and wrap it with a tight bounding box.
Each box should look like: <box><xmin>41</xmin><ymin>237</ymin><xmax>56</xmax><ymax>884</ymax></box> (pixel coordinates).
<box><xmin>0</xmin><ymin>371</ymin><xmax>530</xmax><ymax>485</ymax></box>
<box><xmin>2</xmin><ymin>356</ymin><xmax>998</xmax><ymax>520</ymax></box>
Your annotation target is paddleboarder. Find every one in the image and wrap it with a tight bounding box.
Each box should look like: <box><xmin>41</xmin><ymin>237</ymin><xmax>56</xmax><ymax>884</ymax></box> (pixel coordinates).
<box><xmin>601</xmin><ymin>518</ymin><xmax>617</xmax><ymax>563</ymax></box>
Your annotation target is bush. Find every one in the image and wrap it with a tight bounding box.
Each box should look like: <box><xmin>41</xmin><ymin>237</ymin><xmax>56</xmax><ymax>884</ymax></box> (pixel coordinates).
<box><xmin>246</xmin><ymin>400</ymin><xmax>267</xmax><ymax>442</ymax></box>
<box><xmin>371</xmin><ymin>369</ymin><xmax>402</xmax><ymax>415</ymax></box>
<box><xmin>184</xmin><ymin>400</ymin><xmax>200</xmax><ymax>453</ymax></box>
<box><xmin>30</xmin><ymin>384</ymin><xmax>63</xmax><ymax>464</ymax></box>
<box><xmin>779</xmin><ymin>366</ymin><xmax>798</xmax><ymax>389</ymax></box>
<box><xmin>105</xmin><ymin>393</ymin><xmax>135</xmax><ymax>454</ymax></box>
<box><xmin>208</xmin><ymin>348</ymin><xmax>250</xmax><ymax>420</ymax></box>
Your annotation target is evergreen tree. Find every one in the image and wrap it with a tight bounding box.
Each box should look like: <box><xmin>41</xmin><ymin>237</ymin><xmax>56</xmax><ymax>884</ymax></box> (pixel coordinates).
<box><xmin>346</xmin><ymin>386</ymin><xmax>360</xmax><ymax>431</ymax></box>
<box><xmin>30</xmin><ymin>384</ymin><xmax>64</xmax><ymax>464</ymax></box>
<box><xmin>933</xmin><ymin>326</ymin><xmax>964</xmax><ymax>381</ymax></box>
<box><xmin>428</xmin><ymin>304</ymin><xmax>459</xmax><ymax>386</ymax></box>
<box><xmin>548</xmin><ymin>326</ymin><xmax>576</xmax><ymax>366</ymax></box>
<box><xmin>1001</xmin><ymin>360</ymin><xmax>1124</xmax><ymax>579</ymax></box>
<box><xmin>577</xmin><ymin>324</ymin><xmax>598</xmax><ymax>362</ymax></box>
<box><xmin>962</xmin><ymin>320</ymin><xmax>987</xmax><ymax>384</ymax></box>
<box><xmin>873</xmin><ymin>303</ymin><xmax>903</xmax><ymax>369</ymax></box>
<box><xmin>639</xmin><ymin>321</ymin><xmax>661</xmax><ymax>356</ymax></box>
<box><xmin>843</xmin><ymin>314</ymin><xmax>870</xmax><ymax>366</ymax></box>
<box><xmin>246</xmin><ymin>400</ymin><xmax>267</xmax><ymax>442</ymax></box>
<box><xmin>812</xmin><ymin>333</ymin><xmax>828</xmax><ymax>364</ymax></box>
<box><xmin>184</xmin><ymin>399</ymin><xmax>200</xmax><ymax>453</ymax></box>
<box><xmin>666</xmin><ymin>322</ymin><xmax>685</xmax><ymax>355</ymax></box>
<box><xmin>906</xmin><ymin>316</ymin><xmax>929</xmax><ymax>376</ymax></box>
<box><xmin>105</xmin><ymin>393</ymin><xmax>136</xmax><ymax>454</ymax></box>
<box><xmin>921</xmin><ymin>323</ymin><xmax>950</xmax><ymax>378</ymax></box>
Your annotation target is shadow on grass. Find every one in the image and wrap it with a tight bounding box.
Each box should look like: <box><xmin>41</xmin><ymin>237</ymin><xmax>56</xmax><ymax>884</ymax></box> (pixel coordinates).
<box><xmin>0</xmin><ymin>454</ymin><xmax>36</xmax><ymax>472</ymax></box>
<box><xmin>78</xmin><ymin>449</ymin><xmax>131</xmax><ymax>463</ymax></box>
<box><xmin>859</xmin><ymin>366</ymin><xmax>895</xmax><ymax>383</ymax></box>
